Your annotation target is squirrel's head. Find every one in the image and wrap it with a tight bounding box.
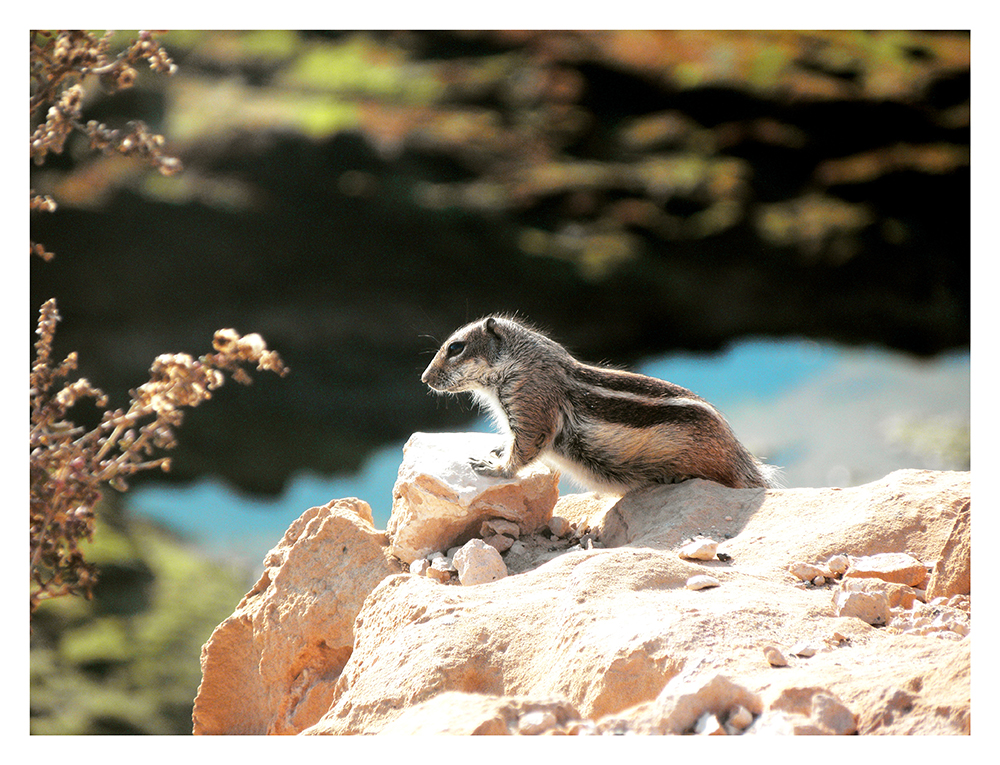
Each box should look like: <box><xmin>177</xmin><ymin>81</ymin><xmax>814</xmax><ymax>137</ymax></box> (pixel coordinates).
<box><xmin>420</xmin><ymin>316</ymin><xmax>515</xmax><ymax>393</ymax></box>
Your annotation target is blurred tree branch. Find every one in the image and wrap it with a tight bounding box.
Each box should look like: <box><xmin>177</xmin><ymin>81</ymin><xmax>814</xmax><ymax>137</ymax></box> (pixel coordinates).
<box><xmin>29</xmin><ymin>31</ymin><xmax>288</xmax><ymax>612</ymax></box>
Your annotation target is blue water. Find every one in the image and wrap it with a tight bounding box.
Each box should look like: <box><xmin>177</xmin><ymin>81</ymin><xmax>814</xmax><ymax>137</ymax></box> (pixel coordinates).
<box><xmin>130</xmin><ymin>441</ymin><xmax>405</xmax><ymax>565</ymax></box>
<box><xmin>128</xmin><ymin>337</ymin><xmax>967</xmax><ymax>567</ymax></box>
<box><xmin>638</xmin><ymin>337</ymin><xmax>837</xmax><ymax>409</ymax></box>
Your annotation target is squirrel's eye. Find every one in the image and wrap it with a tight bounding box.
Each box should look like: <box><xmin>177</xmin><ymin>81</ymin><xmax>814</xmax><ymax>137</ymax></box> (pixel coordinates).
<box><xmin>446</xmin><ymin>341</ymin><xmax>465</xmax><ymax>357</ymax></box>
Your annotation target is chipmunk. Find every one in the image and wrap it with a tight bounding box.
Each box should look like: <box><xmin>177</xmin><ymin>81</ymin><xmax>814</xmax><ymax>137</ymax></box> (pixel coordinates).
<box><xmin>421</xmin><ymin>315</ymin><xmax>775</xmax><ymax>493</ymax></box>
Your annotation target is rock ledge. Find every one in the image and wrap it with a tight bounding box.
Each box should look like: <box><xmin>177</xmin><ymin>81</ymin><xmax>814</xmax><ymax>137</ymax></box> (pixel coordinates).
<box><xmin>193</xmin><ymin>451</ymin><xmax>970</xmax><ymax>736</ymax></box>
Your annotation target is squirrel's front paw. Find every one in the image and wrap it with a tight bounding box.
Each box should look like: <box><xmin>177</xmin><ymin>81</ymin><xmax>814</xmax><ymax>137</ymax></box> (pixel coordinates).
<box><xmin>469</xmin><ymin>456</ymin><xmax>507</xmax><ymax>478</ymax></box>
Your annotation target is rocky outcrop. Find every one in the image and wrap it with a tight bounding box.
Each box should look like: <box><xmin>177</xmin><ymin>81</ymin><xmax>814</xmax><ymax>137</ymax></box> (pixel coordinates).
<box><xmin>387</xmin><ymin>432</ymin><xmax>559</xmax><ymax>564</ymax></box>
<box><xmin>192</xmin><ymin>435</ymin><xmax>970</xmax><ymax>735</ymax></box>
<box><xmin>191</xmin><ymin>498</ymin><xmax>402</xmax><ymax>735</ymax></box>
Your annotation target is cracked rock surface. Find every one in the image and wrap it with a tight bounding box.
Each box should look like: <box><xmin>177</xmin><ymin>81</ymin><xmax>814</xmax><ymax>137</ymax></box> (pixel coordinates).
<box><xmin>193</xmin><ymin>442</ymin><xmax>970</xmax><ymax>736</ymax></box>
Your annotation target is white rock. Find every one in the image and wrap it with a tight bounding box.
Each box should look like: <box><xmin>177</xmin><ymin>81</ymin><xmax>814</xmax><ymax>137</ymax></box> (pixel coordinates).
<box><xmin>427</xmin><ymin>557</ymin><xmax>456</xmax><ymax>583</ymax></box>
<box><xmin>826</xmin><ymin>554</ymin><xmax>849</xmax><ymax>575</ymax></box>
<box><xmin>517</xmin><ymin>710</ymin><xmax>557</xmax><ymax>735</ymax></box>
<box><xmin>453</xmin><ymin>539</ymin><xmax>508</xmax><ymax>586</ymax></box>
<box><xmin>686</xmin><ymin>575</ymin><xmax>720</xmax><ymax>590</ymax></box>
<box><xmin>789</xmin><ymin>562</ymin><xmax>828</xmax><ymax>582</ymax></box>
<box><xmin>747</xmin><ymin>710</ymin><xmax>798</xmax><ymax>735</ymax></box>
<box><xmin>832</xmin><ymin>584</ymin><xmax>890</xmax><ymax>626</ymax></box>
<box><xmin>654</xmin><ymin>673</ymin><xmax>763</xmax><ymax>735</ymax></box>
<box><xmin>679</xmin><ymin>537</ymin><xmax>719</xmax><ymax>560</ymax></box>
<box><xmin>409</xmin><ymin>559</ymin><xmax>430</xmax><ymax>576</ymax></box>
<box><xmin>844</xmin><ymin>552</ymin><xmax>927</xmax><ymax>587</ymax></box>
<box><xmin>694</xmin><ymin>711</ymin><xmax>726</xmax><ymax>735</ymax></box>
<box><xmin>430</xmin><ymin>556</ymin><xmax>456</xmax><ymax>572</ymax></box>
<box><xmin>567</xmin><ymin>720</ymin><xmax>598</xmax><ymax>736</ymax></box>
<box><xmin>387</xmin><ymin>432</ymin><xmax>558</xmax><ymax>563</ymax></box>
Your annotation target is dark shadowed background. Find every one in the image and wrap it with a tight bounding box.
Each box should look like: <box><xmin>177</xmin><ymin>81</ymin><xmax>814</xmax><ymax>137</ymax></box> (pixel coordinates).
<box><xmin>29</xmin><ymin>30</ymin><xmax>970</xmax><ymax>734</ymax></box>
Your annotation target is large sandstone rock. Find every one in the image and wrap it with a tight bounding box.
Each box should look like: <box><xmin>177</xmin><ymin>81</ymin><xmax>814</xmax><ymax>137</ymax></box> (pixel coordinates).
<box><xmin>194</xmin><ymin>466</ymin><xmax>970</xmax><ymax>735</ymax></box>
<box><xmin>387</xmin><ymin>432</ymin><xmax>559</xmax><ymax>563</ymax></box>
<box><xmin>192</xmin><ymin>498</ymin><xmax>402</xmax><ymax>735</ymax></box>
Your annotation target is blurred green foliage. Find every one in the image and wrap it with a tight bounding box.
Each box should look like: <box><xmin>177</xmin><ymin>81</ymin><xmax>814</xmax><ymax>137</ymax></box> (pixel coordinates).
<box><xmin>884</xmin><ymin>414</ymin><xmax>970</xmax><ymax>472</ymax></box>
<box><xmin>63</xmin><ymin>30</ymin><xmax>966</xmax><ymax>278</ymax></box>
<box><xmin>30</xmin><ymin>499</ymin><xmax>251</xmax><ymax>734</ymax></box>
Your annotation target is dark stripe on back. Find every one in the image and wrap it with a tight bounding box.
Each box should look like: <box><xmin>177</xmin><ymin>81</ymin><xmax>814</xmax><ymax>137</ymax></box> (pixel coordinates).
<box><xmin>566</xmin><ymin>387</ymin><xmax>713</xmax><ymax>427</ymax></box>
<box><xmin>571</xmin><ymin>364</ymin><xmax>695</xmax><ymax>400</ymax></box>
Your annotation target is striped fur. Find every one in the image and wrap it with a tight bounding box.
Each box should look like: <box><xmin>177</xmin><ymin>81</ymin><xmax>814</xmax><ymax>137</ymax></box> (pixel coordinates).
<box><xmin>421</xmin><ymin>315</ymin><xmax>773</xmax><ymax>493</ymax></box>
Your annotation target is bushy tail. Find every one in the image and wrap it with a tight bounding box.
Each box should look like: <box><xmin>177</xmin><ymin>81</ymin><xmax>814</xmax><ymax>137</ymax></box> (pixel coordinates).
<box><xmin>758</xmin><ymin>461</ymin><xmax>784</xmax><ymax>489</ymax></box>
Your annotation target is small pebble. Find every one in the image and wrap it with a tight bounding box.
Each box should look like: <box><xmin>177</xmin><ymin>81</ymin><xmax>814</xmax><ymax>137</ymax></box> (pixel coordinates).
<box><xmin>518</xmin><ymin>710</ymin><xmax>557</xmax><ymax>735</ymax></box>
<box><xmin>431</xmin><ymin>556</ymin><xmax>456</xmax><ymax>573</ymax></box>
<box><xmin>483</xmin><ymin>534</ymin><xmax>515</xmax><ymax>553</ymax></box>
<box><xmin>426</xmin><ymin>565</ymin><xmax>452</xmax><ymax>583</ymax></box>
<box><xmin>481</xmin><ymin>518</ymin><xmax>520</xmax><ymax>539</ymax></box>
<box><xmin>567</xmin><ymin>720</ymin><xmax>598</xmax><ymax>736</ymax></box>
<box><xmin>826</xmin><ymin>554</ymin><xmax>849</xmax><ymax>575</ymax></box>
<box><xmin>789</xmin><ymin>641</ymin><xmax>818</xmax><ymax>657</ymax></box>
<box><xmin>789</xmin><ymin>562</ymin><xmax>827</xmax><ymax>583</ymax></box>
<box><xmin>548</xmin><ymin>515</ymin><xmax>571</xmax><ymax>538</ymax></box>
<box><xmin>453</xmin><ymin>538</ymin><xmax>507</xmax><ymax>586</ymax></box>
<box><xmin>409</xmin><ymin>558</ymin><xmax>430</xmax><ymax>576</ymax></box>
<box><xmin>686</xmin><ymin>575</ymin><xmax>721</xmax><ymax>590</ymax></box>
<box><xmin>679</xmin><ymin>538</ymin><xmax>719</xmax><ymax>561</ymax></box>
<box><xmin>763</xmin><ymin>645</ymin><xmax>788</xmax><ymax>667</ymax></box>
<box><xmin>812</xmin><ymin>575</ymin><xmax>826</xmax><ymax>586</ymax></box>
<box><xmin>832</xmin><ymin>587</ymin><xmax>889</xmax><ymax>626</ymax></box>
<box><xmin>728</xmin><ymin>705</ymin><xmax>753</xmax><ymax>730</ymax></box>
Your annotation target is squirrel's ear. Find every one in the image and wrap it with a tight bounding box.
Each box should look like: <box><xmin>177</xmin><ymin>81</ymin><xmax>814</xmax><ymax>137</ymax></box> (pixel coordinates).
<box><xmin>485</xmin><ymin>316</ymin><xmax>500</xmax><ymax>336</ymax></box>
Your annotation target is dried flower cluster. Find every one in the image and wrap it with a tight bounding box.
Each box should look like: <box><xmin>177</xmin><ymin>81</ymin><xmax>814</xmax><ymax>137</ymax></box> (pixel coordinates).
<box><xmin>30</xmin><ymin>30</ymin><xmax>180</xmax><ymax>170</ymax></box>
<box><xmin>30</xmin><ymin>300</ymin><xmax>288</xmax><ymax>611</ymax></box>
<box><xmin>30</xmin><ymin>30</ymin><xmax>182</xmax><ymax>260</ymax></box>
<box><xmin>30</xmin><ymin>31</ymin><xmax>289</xmax><ymax>612</ymax></box>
